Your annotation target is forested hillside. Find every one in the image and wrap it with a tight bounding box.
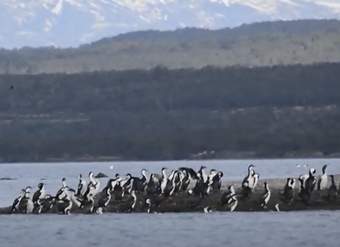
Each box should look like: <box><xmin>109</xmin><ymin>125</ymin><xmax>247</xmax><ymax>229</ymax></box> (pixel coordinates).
<box><xmin>1</xmin><ymin>20</ymin><xmax>340</xmax><ymax>74</ymax></box>
<box><xmin>0</xmin><ymin>63</ymin><xmax>340</xmax><ymax>161</ymax></box>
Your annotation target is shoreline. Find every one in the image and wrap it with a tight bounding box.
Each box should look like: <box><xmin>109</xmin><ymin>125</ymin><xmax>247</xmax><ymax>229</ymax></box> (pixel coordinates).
<box><xmin>1</xmin><ymin>156</ymin><xmax>340</xmax><ymax>165</ymax></box>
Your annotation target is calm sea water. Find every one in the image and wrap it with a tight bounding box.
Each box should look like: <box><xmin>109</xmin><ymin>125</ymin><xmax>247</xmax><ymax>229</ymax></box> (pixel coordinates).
<box><xmin>0</xmin><ymin>211</ymin><xmax>339</xmax><ymax>247</ymax></box>
<box><xmin>1</xmin><ymin>159</ymin><xmax>340</xmax><ymax>247</ymax></box>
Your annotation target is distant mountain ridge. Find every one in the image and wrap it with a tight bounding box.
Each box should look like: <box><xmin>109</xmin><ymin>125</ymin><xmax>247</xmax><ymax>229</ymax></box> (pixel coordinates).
<box><xmin>1</xmin><ymin>0</ymin><xmax>340</xmax><ymax>48</ymax></box>
<box><xmin>1</xmin><ymin>19</ymin><xmax>340</xmax><ymax>74</ymax></box>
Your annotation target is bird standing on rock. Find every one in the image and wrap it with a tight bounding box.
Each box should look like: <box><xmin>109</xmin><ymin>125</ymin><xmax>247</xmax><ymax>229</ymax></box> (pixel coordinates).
<box><xmin>18</xmin><ymin>186</ymin><xmax>34</xmax><ymax>214</ymax></box>
<box><xmin>76</xmin><ymin>174</ymin><xmax>87</xmax><ymax>197</ymax></box>
<box><xmin>317</xmin><ymin>165</ymin><xmax>328</xmax><ymax>191</ymax></box>
<box><xmin>6</xmin><ymin>162</ymin><xmax>340</xmax><ymax>215</ymax></box>
<box><xmin>56</xmin><ymin>187</ymin><xmax>73</xmax><ymax>215</ymax></box>
<box><xmin>299</xmin><ymin>174</ymin><xmax>311</xmax><ymax>204</ymax></box>
<box><xmin>160</xmin><ymin>168</ymin><xmax>171</xmax><ymax>196</ymax></box>
<box><xmin>130</xmin><ymin>190</ymin><xmax>138</xmax><ymax>212</ymax></box>
<box><xmin>305</xmin><ymin>168</ymin><xmax>317</xmax><ymax>194</ymax></box>
<box><xmin>328</xmin><ymin>175</ymin><xmax>338</xmax><ymax>202</ymax></box>
<box><xmin>207</xmin><ymin>170</ymin><xmax>223</xmax><ymax>194</ymax></box>
<box><xmin>282</xmin><ymin>178</ymin><xmax>295</xmax><ymax>205</ymax></box>
<box><xmin>260</xmin><ymin>182</ymin><xmax>271</xmax><ymax>209</ymax></box>
<box><xmin>11</xmin><ymin>189</ymin><xmax>25</xmax><ymax>213</ymax></box>
<box><xmin>242</xmin><ymin>165</ymin><xmax>259</xmax><ymax>197</ymax></box>
<box><xmin>96</xmin><ymin>179</ymin><xmax>115</xmax><ymax>212</ymax></box>
<box><xmin>32</xmin><ymin>183</ymin><xmax>46</xmax><ymax>214</ymax></box>
<box><xmin>222</xmin><ymin>185</ymin><xmax>238</xmax><ymax>212</ymax></box>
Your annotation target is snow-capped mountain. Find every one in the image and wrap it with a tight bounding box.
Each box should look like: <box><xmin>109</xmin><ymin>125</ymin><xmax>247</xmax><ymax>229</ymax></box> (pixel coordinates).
<box><xmin>1</xmin><ymin>0</ymin><xmax>340</xmax><ymax>48</ymax></box>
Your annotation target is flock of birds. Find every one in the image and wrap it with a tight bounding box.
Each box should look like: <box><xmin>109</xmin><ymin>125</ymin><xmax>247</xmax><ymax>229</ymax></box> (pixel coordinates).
<box><xmin>8</xmin><ymin>164</ymin><xmax>339</xmax><ymax>215</ymax></box>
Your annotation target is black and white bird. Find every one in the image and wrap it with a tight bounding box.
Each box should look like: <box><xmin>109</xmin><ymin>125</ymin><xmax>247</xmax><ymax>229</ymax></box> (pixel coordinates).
<box><xmin>178</xmin><ymin>167</ymin><xmax>198</xmax><ymax>180</ymax></box>
<box><xmin>134</xmin><ymin>169</ymin><xmax>149</xmax><ymax>192</ymax></box>
<box><xmin>55</xmin><ymin>186</ymin><xmax>74</xmax><ymax>215</ymax></box>
<box><xmin>32</xmin><ymin>183</ymin><xmax>46</xmax><ymax>214</ymax></box>
<box><xmin>305</xmin><ymin>168</ymin><xmax>317</xmax><ymax>194</ymax></box>
<box><xmin>146</xmin><ymin>173</ymin><xmax>161</xmax><ymax>195</ymax></box>
<box><xmin>183</xmin><ymin>169</ymin><xmax>200</xmax><ymax>193</ymax></box>
<box><xmin>197</xmin><ymin>166</ymin><xmax>209</xmax><ymax>184</ymax></box>
<box><xmin>327</xmin><ymin>175</ymin><xmax>338</xmax><ymax>202</ymax></box>
<box><xmin>274</xmin><ymin>203</ymin><xmax>280</xmax><ymax>212</ymax></box>
<box><xmin>18</xmin><ymin>186</ymin><xmax>34</xmax><ymax>214</ymax></box>
<box><xmin>223</xmin><ymin>185</ymin><xmax>238</xmax><ymax>212</ymax></box>
<box><xmin>160</xmin><ymin>168</ymin><xmax>172</xmax><ymax>196</ymax></box>
<box><xmin>298</xmin><ymin>174</ymin><xmax>310</xmax><ymax>204</ymax></box>
<box><xmin>145</xmin><ymin>198</ymin><xmax>157</xmax><ymax>214</ymax></box>
<box><xmin>242</xmin><ymin>165</ymin><xmax>254</xmax><ymax>188</ymax></box>
<box><xmin>207</xmin><ymin>170</ymin><xmax>223</xmax><ymax>194</ymax></box>
<box><xmin>169</xmin><ymin>170</ymin><xmax>181</xmax><ymax>196</ymax></box>
<box><xmin>11</xmin><ymin>189</ymin><xmax>26</xmax><ymax>213</ymax></box>
<box><xmin>130</xmin><ymin>190</ymin><xmax>138</xmax><ymax>212</ymax></box>
<box><xmin>61</xmin><ymin>177</ymin><xmax>67</xmax><ymax>188</ymax></box>
<box><xmin>260</xmin><ymin>182</ymin><xmax>271</xmax><ymax>209</ymax></box>
<box><xmin>251</xmin><ymin>169</ymin><xmax>259</xmax><ymax>190</ymax></box>
<box><xmin>88</xmin><ymin>171</ymin><xmax>100</xmax><ymax>194</ymax></box>
<box><xmin>76</xmin><ymin>174</ymin><xmax>87</xmax><ymax>197</ymax></box>
<box><xmin>317</xmin><ymin>165</ymin><xmax>328</xmax><ymax>191</ymax></box>
<box><xmin>203</xmin><ymin>206</ymin><xmax>213</xmax><ymax>213</ymax></box>
<box><xmin>282</xmin><ymin>178</ymin><xmax>295</xmax><ymax>204</ymax></box>
<box><xmin>241</xmin><ymin>165</ymin><xmax>259</xmax><ymax>197</ymax></box>
<box><xmin>176</xmin><ymin>170</ymin><xmax>186</xmax><ymax>191</ymax></box>
<box><xmin>56</xmin><ymin>177</ymin><xmax>69</xmax><ymax>197</ymax></box>
<box><xmin>242</xmin><ymin>165</ymin><xmax>259</xmax><ymax>190</ymax></box>
<box><xmin>178</xmin><ymin>167</ymin><xmax>198</xmax><ymax>193</ymax></box>
<box><xmin>97</xmin><ymin>179</ymin><xmax>115</xmax><ymax>210</ymax></box>
<box><xmin>190</xmin><ymin>172</ymin><xmax>208</xmax><ymax>197</ymax></box>
<box><xmin>41</xmin><ymin>194</ymin><xmax>56</xmax><ymax>212</ymax></box>
<box><xmin>111</xmin><ymin>175</ymin><xmax>124</xmax><ymax>200</ymax></box>
<box><xmin>79</xmin><ymin>172</ymin><xmax>101</xmax><ymax>210</ymax></box>
<box><xmin>81</xmin><ymin>185</ymin><xmax>99</xmax><ymax>212</ymax></box>
<box><xmin>56</xmin><ymin>177</ymin><xmax>80</xmax><ymax>206</ymax></box>
<box><xmin>118</xmin><ymin>173</ymin><xmax>133</xmax><ymax>196</ymax></box>
<box><xmin>125</xmin><ymin>169</ymin><xmax>149</xmax><ymax>193</ymax></box>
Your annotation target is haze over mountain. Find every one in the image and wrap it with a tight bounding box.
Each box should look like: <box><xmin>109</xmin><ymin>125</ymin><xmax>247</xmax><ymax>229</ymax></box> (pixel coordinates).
<box><xmin>1</xmin><ymin>19</ymin><xmax>340</xmax><ymax>74</ymax></box>
<box><xmin>1</xmin><ymin>0</ymin><xmax>340</xmax><ymax>48</ymax></box>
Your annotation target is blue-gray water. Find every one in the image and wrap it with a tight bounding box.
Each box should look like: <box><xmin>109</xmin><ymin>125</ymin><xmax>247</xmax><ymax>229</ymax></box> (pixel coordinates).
<box><xmin>1</xmin><ymin>159</ymin><xmax>340</xmax><ymax>247</ymax></box>
<box><xmin>0</xmin><ymin>212</ymin><xmax>339</xmax><ymax>247</ymax></box>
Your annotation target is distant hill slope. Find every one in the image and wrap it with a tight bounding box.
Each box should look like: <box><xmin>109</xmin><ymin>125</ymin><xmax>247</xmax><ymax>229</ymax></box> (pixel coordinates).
<box><xmin>2</xmin><ymin>0</ymin><xmax>340</xmax><ymax>48</ymax></box>
<box><xmin>1</xmin><ymin>20</ymin><xmax>340</xmax><ymax>74</ymax></box>
<box><xmin>0</xmin><ymin>63</ymin><xmax>340</xmax><ymax>161</ymax></box>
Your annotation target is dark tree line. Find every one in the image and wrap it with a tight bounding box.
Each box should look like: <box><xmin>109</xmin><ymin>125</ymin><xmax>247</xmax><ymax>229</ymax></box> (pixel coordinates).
<box><xmin>0</xmin><ymin>63</ymin><xmax>340</xmax><ymax>161</ymax></box>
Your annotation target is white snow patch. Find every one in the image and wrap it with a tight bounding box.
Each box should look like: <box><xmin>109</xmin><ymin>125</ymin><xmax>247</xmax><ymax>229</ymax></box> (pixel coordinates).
<box><xmin>51</xmin><ymin>0</ymin><xmax>64</xmax><ymax>15</ymax></box>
